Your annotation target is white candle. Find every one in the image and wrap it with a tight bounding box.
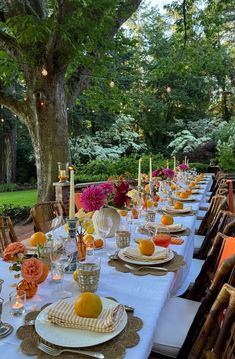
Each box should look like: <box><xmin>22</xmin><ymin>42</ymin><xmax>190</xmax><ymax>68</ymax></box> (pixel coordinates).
<box><xmin>149</xmin><ymin>157</ymin><xmax>152</xmax><ymax>181</ymax></box>
<box><xmin>138</xmin><ymin>158</ymin><xmax>142</xmax><ymax>187</ymax></box>
<box><xmin>173</xmin><ymin>156</ymin><xmax>176</xmax><ymax>171</ymax></box>
<box><xmin>184</xmin><ymin>156</ymin><xmax>187</xmax><ymax>164</ymax></box>
<box><xmin>52</xmin><ymin>273</ymin><xmax>62</xmax><ymax>282</ymax></box>
<box><xmin>167</xmin><ymin>160</ymin><xmax>169</xmax><ymax>168</ymax></box>
<box><xmin>69</xmin><ymin>169</ymin><xmax>75</xmax><ymax>219</ymax></box>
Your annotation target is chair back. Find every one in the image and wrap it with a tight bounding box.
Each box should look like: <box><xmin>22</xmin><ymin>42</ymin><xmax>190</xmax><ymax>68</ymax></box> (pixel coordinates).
<box><xmin>0</xmin><ymin>216</ymin><xmax>18</xmax><ymax>255</ymax></box>
<box><xmin>198</xmin><ymin>195</ymin><xmax>227</xmax><ymax>235</ymax></box>
<box><xmin>209</xmin><ymin>174</ymin><xmax>227</xmax><ymax>201</ymax></box>
<box><xmin>188</xmin><ymin>284</ymin><xmax>235</xmax><ymax>359</ymax></box>
<box><xmin>178</xmin><ymin>265</ymin><xmax>235</xmax><ymax>359</ymax></box>
<box><xmin>197</xmin><ymin>210</ymin><xmax>235</xmax><ymax>260</ymax></box>
<box><xmin>31</xmin><ymin>201</ymin><xmax>66</xmax><ymax>233</ymax></box>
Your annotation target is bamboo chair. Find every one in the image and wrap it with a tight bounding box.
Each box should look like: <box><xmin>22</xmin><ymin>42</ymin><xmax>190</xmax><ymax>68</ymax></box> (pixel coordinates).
<box><xmin>187</xmin><ymin>232</ymin><xmax>230</xmax><ymax>301</ymax></box>
<box><xmin>152</xmin><ymin>257</ymin><xmax>235</xmax><ymax>359</ymax></box>
<box><xmin>197</xmin><ymin>195</ymin><xmax>227</xmax><ymax>236</ymax></box>
<box><xmin>31</xmin><ymin>201</ymin><xmax>66</xmax><ymax>233</ymax></box>
<box><xmin>0</xmin><ymin>216</ymin><xmax>18</xmax><ymax>255</ymax></box>
<box><xmin>196</xmin><ymin>211</ymin><xmax>235</xmax><ymax>260</ymax></box>
<box><xmin>187</xmin><ymin>283</ymin><xmax>235</xmax><ymax>359</ymax></box>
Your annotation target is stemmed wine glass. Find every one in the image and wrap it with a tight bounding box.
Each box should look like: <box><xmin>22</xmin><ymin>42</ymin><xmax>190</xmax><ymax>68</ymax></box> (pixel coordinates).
<box><xmin>96</xmin><ymin>215</ymin><xmax>113</xmax><ymax>256</ymax></box>
<box><xmin>50</xmin><ymin>238</ymin><xmax>73</xmax><ymax>299</ymax></box>
<box><xmin>0</xmin><ymin>279</ymin><xmax>13</xmax><ymax>338</ymax></box>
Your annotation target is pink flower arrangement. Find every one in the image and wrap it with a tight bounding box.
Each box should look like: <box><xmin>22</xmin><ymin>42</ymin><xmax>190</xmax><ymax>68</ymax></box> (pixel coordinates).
<box><xmin>152</xmin><ymin>168</ymin><xmax>175</xmax><ymax>180</ymax></box>
<box><xmin>3</xmin><ymin>242</ymin><xmax>27</xmax><ymax>262</ymax></box>
<box><xmin>80</xmin><ymin>185</ymin><xmax>106</xmax><ymax>212</ymax></box>
<box><xmin>80</xmin><ymin>178</ymin><xmax>130</xmax><ymax>212</ymax></box>
<box><xmin>21</xmin><ymin>257</ymin><xmax>43</xmax><ymax>282</ymax></box>
<box><xmin>178</xmin><ymin>163</ymin><xmax>189</xmax><ymax>171</ymax></box>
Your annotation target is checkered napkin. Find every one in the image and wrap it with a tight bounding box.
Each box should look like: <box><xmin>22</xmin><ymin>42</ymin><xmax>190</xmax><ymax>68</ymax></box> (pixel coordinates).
<box><xmin>47</xmin><ymin>300</ymin><xmax>125</xmax><ymax>333</ymax></box>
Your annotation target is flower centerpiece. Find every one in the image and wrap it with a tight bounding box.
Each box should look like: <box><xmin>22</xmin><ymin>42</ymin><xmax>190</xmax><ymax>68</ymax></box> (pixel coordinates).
<box><xmin>3</xmin><ymin>242</ymin><xmax>44</xmax><ymax>298</ymax></box>
<box><xmin>80</xmin><ymin>176</ymin><xmax>130</xmax><ymax>237</ymax></box>
<box><xmin>177</xmin><ymin>163</ymin><xmax>189</xmax><ymax>171</ymax></box>
<box><xmin>152</xmin><ymin>168</ymin><xmax>175</xmax><ymax>181</ymax></box>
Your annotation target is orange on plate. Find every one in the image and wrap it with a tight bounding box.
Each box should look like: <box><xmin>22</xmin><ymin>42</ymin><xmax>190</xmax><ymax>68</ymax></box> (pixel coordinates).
<box><xmin>179</xmin><ymin>192</ymin><xmax>189</xmax><ymax>199</ymax></box>
<box><xmin>153</xmin><ymin>201</ymin><xmax>159</xmax><ymax>208</ymax></box>
<box><xmin>174</xmin><ymin>201</ymin><xmax>184</xmax><ymax>210</ymax></box>
<box><xmin>74</xmin><ymin>292</ymin><xmax>102</xmax><ymax>318</ymax></box>
<box><xmin>138</xmin><ymin>239</ymin><xmax>155</xmax><ymax>256</ymax></box>
<box><xmin>94</xmin><ymin>239</ymin><xmax>104</xmax><ymax>249</ymax></box>
<box><xmin>29</xmin><ymin>232</ymin><xmax>47</xmax><ymax>246</ymax></box>
<box><xmin>160</xmin><ymin>214</ymin><xmax>174</xmax><ymax>225</ymax></box>
<box><xmin>185</xmin><ymin>189</ymin><xmax>192</xmax><ymax>195</ymax></box>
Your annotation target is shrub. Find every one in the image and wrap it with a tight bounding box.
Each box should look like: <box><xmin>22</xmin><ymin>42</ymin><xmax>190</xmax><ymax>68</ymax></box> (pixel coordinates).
<box><xmin>0</xmin><ymin>204</ymin><xmax>30</xmax><ymax>223</ymax></box>
<box><xmin>0</xmin><ymin>183</ymin><xmax>18</xmax><ymax>192</ymax></box>
<box><xmin>189</xmin><ymin>162</ymin><xmax>209</xmax><ymax>172</ymax></box>
<box><xmin>217</xmin><ymin>146</ymin><xmax>235</xmax><ymax>172</ymax></box>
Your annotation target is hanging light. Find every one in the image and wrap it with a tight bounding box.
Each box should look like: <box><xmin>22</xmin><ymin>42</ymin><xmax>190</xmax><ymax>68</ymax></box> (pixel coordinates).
<box><xmin>166</xmin><ymin>86</ymin><xmax>172</xmax><ymax>93</ymax></box>
<box><xmin>41</xmin><ymin>68</ymin><xmax>48</xmax><ymax>76</ymax></box>
<box><xmin>109</xmin><ymin>79</ymin><xmax>115</xmax><ymax>88</ymax></box>
<box><xmin>1</xmin><ymin>118</ymin><xmax>4</xmax><ymax>123</ymax></box>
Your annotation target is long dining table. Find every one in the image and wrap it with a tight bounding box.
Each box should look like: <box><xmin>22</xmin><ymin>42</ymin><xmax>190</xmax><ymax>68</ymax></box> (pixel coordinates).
<box><xmin>0</xmin><ymin>176</ymin><xmax>213</xmax><ymax>359</ymax></box>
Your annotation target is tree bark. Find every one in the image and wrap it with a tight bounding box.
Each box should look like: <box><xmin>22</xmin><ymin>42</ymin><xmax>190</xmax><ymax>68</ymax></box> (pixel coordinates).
<box><xmin>29</xmin><ymin>72</ymin><xmax>70</xmax><ymax>201</ymax></box>
<box><xmin>0</xmin><ymin>119</ymin><xmax>16</xmax><ymax>183</ymax></box>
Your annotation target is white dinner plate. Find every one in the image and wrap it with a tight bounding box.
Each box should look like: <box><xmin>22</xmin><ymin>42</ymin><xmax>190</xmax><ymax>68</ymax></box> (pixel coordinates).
<box><xmin>162</xmin><ymin>206</ymin><xmax>192</xmax><ymax>214</ymax></box>
<box><xmin>118</xmin><ymin>247</ymin><xmax>174</xmax><ymax>265</ymax></box>
<box><xmin>173</xmin><ymin>196</ymin><xmax>196</xmax><ymax>202</ymax></box>
<box><xmin>35</xmin><ymin>297</ymin><xmax>127</xmax><ymax>348</ymax></box>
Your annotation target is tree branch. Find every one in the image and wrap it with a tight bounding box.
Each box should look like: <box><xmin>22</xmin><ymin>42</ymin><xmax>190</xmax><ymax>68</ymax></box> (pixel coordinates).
<box><xmin>66</xmin><ymin>0</ymin><xmax>141</xmax><ymax>105</ymax></box>
<box><xmin>0</xmin><ymin>93</ymin><xmax>31</xmax><ymax>124</ymax></box>
<box><xmin>0</xmin><ymin>29</ymin><xmax>21</xmax><ymax>59</ymax></box>
<box><xmin>182</xmin><ymin>0</ymin><xmax>187</xmax><ymax>48</ymax></box>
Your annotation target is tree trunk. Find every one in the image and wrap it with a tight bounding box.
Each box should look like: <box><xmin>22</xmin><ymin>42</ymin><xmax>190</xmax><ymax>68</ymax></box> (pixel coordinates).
<box><xmin>29</xmin><ymin>72</ymin><xmax>70</xmax><ymax>202</ymax></box>
<box><xmin>0</xmin><ymin>120</ymin><xmax>16</xmax><ymax>183</ymax></box>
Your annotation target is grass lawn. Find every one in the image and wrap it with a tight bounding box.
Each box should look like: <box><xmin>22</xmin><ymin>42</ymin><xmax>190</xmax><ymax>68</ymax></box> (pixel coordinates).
<box><xmin>0</xmin><ymin>189</ymin><xmax>37</xmax><ymax>207</ymax></box>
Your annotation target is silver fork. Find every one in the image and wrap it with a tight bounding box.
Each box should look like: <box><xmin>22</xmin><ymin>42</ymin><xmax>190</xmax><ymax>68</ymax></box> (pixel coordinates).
<box><xmin>124</xmin><ymin>264</ymin><xmax>168</xmax><ymax>272</ymax></box>
<box><xmin>37</xmin><ymin>341</ymin><xmax>105</xmax><ymax>358</ymax></box>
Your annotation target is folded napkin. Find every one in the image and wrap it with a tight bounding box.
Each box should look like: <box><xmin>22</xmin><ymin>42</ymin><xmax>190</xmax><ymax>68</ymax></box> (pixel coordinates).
<box><xmin>163</xmin><ymin>206</ymin><xmax>192</xmax><ymax>214</ymax></box>
<box><xmin>48</xmin><ymin>300</ymin><xmax>125</xmax><ymax>333</ymax></box>
<box><xmin>123</xmin><ymin>246</ymin><xmax>168</xmax><ymax>261</ymax></box>
<box><xmin>155</xmin><ymin>223</ymin><xmax>183</xmax><ymax>230</ymax></box>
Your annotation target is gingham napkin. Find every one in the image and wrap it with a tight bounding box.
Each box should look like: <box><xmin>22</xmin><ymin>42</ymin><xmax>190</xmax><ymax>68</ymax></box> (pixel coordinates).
<box><xmin>123</xmin><ymin>246</ymin><xmax>168</xmax><ymax>262</ymax></box>
<box><xmin>47</xmin><ymin>300</ymin><xmax>125</xmax><ymax>332</ymax></box>
<box><xmin>162</xmin><ymin>206</ymin><xmax>192</xmax><ymax>214</ymax></box>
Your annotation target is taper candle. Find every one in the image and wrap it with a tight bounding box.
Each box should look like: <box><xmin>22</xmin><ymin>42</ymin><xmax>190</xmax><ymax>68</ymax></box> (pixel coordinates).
<box><xmin>184</xmin><ymin>156</ymin><xmax>187</xmax><ymax>165</ymax></box>
<box><xmin>149</xmin><ymin>157</ymin><xmax>152</xmax><ymax>181</ymax></box>
<box><xmin>138</xmin><ymin>158</ymin><xmax>142</xmax><ymax>187</ymax></box>
<box><xmin>69</xmin><ymin>168</ymin><xmax>75</xmax><ymax>220</ymax></box>
<box><xmin>173</xmin><ymin>156</ymin><xmax>176</xmax><ymax>171</ymax></box>
<box><xmin>166</xmin><ymin>160</ymin><xmax>169</xmax><ymax>168</ymax></box>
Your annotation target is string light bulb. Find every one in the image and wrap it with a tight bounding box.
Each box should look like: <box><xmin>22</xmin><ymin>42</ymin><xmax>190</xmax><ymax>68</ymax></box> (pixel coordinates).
<box><xmin>41</xmin><ymin>68</ymin><xmax>48</xmax><ymax>76</ymax></box>
<box><xmin>166</xmin><ymin>86</ymin><xmax>172</xmax><ymax>93</ymax></box>
<box><xmin>1</xmin><ymin>118</ymin><xmax>4</xmax><ymax>123</ymax></box>
<box><xmin>109</xmin><ymin>79</ymin><xmax>115</xmax><ymax>88</ymax></box>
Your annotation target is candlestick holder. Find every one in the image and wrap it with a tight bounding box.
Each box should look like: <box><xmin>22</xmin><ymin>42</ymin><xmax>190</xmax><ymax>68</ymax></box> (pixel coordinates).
<box><xmin>66</xmin><ymin>217</ymin><xmax>78</xmax><ymax>273</ymax></box>
<box><xmin>57</xmin><ymin>162</ymin><xmax>69</xmax><ymax>183</ymax></box>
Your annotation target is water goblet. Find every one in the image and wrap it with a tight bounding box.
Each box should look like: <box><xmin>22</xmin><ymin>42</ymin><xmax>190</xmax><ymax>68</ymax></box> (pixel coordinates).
<box><xmin>0</xmin><ymin>280</ymin><xmax>13</xmax><ymax>338</ymax></box>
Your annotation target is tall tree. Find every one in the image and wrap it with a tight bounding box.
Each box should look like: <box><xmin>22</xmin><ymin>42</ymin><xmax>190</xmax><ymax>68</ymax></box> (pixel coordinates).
<box><xmin>0</xmin><ymin>0</ymin><xmax>141</xmax><ymax>201</ymax></box>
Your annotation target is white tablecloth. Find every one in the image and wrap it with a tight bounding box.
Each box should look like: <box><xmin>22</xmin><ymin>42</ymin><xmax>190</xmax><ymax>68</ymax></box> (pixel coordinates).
<box><xmin>0</xmin><ymin>176</ymin><xmax>213</xmax><ymax>359</ymax></box>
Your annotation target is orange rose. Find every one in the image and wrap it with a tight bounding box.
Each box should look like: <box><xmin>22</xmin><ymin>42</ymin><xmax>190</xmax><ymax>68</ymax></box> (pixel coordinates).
<box><xmin>21</xmin><ymin>258</ymin><xmax>43</xmax><ymax>282</ymax></box>
<box><xmin>3</xmin><ymin>242</ymin><xmax>27</xmax><ymax>262</ymax></box>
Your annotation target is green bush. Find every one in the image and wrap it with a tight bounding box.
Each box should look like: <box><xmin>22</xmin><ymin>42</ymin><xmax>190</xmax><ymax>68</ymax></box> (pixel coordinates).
<box><xmin>0</xmin><ymin>204</ymin><xmax>30</xmax><ymax>223</ymax></box>
<box><xmin>217</xmin><ymin>147</ymin><xmax>235</xmax><ymax>172</ymax></box>
<box><xmin>0</xmin><ymin>183</ymin><xmax>18</xmax><ymax>192</ymax></box>
<box><xmin>189</xmin><ymin>162</ymin><xmax>209</xmax><ymax>172</ymax></box>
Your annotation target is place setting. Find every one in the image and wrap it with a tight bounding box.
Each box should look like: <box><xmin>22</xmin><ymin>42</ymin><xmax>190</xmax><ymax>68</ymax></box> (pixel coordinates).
<box><xmin>16</xmin><ymin>292</ymin><xmax>143</xmax><ymax>359</ymax></box>
<box><xmin>157</xmin><ymin>201</ymin><xmax>196</xmax><ymax>217</ymax></box>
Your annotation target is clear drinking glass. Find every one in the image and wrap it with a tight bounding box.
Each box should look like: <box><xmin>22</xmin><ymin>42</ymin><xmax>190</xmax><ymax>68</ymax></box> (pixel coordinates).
<box><xmin>153</xmin><ymin>227</ymin><xmax>171</xmax><ymax>248</ymax></box>
<box><xmin>0</xmin><ymin>279</ymin><xmax>13</xmax><ymax>338</ymax></box>
<box><xmin>9</xmin><ymin>290</ymin><xmax>26</xmax><ymax>316</ymax></box>
<box><xmin>50</xmin><ymin>238</ymin><xmax>73</xmax><ymax>299</ymax></box>
<box><xmin>76</xmin><ymin>257</ymin><xmax>101</xmax><ymax>293</ymax></box>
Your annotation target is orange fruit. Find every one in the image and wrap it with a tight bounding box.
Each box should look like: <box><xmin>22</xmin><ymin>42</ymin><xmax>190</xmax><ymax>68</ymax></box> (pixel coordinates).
<box><xmin>179</xmin><ymin>192</ymin><xmax>189</xmax><ymax>199</ymax></box>
<box><xmin>73</xmin><ymin>270</ymin><xmax>79</xmax><ymax>283</ymax></box>
<box><xmin>185</xmin><ymin>189</ymin><xmax>192</xmax><ymax>196</ymax></box>
<box><xmin>153</xmin><ymin>194</ymin><xmax>160</xmax><ymax>202</ymax></box>
<box><xmin>119</xmin><ymin>210</ymin><xmax>128</xmax><ymax>217</ymax></box>
<box><xmin>94</xmin><ymin>239</ymin><xmax>104</xmax><ymax>248</ymax></box>
<box><xmin>84</xmin><ymin>234</ymin><xmax>94</xmax><ymax>244</ymax></box>
<box><xmin>161</xmin><ymin>214</ymin><xmax>174</xmax><ymax>225</ymax></box>
<box><xmin>170</xmin><ymin>183</ymin><xmax>177</xmax><ymax>190</ymax></box>
<box><xmin>189</xmin><ymin>182</ymin><xmax>196</xmax><ymax>188</ymax></box>
<box><xmin>29</xmin><ymin>232</ymin><xmax>47</xmax><ymax>246</ymax></box>
<box><xmin>174</xmin><ymin>201</ymin><xmax>184</xmax><ymax>210</ymax></box>
<box><xmin>147</xmin><ymin>199</ymin><xmax>153</xmax><ymax>208</ymax></box>
<box><xmin>37</xmin><ymin>263</ymin><xmax>49</xmax><ymax>284</ymax></box>
<box><xmin>175</xmin><ymin>191</ymin><xmax>181</xmax><ymax>196</ymax></box>
<box><xmin>74</xmin><ymin>292</ymin><xmax>102</xmax><ymax>318</ymax></box>
<box><xmin>138</xmin><ymin>239</ymin><xmax>155</xmax><ymax>256</ymax></box>
<box><xmin>153</xmin><ymin>201</ymin><xmax>158</xmax><ymax>208</ymax></box>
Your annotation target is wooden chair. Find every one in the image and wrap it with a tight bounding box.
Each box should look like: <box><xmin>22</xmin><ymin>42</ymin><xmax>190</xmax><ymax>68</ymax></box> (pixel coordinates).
<box><xmin>185</xmin><ymin>232</ymin><xmax>235</xmax><ymax>301</ymax></box>
<box><xmin>0</xmin><ymin>216</ymin><xmax>18</xmax><ymax>255</ymax></box>
<box><xmin>152</xmin><ymin>258</ymin><xmax>235</xmax><ymax>359</ymax></box>
<box><xmin>196</xmin><ymin>211</ymin><xmax>235</xmax><ymax>260</ymax></box>
<box><xmin>187</xmin><ymin>283</ymin><xmax>235</xmax><ymax>359</ymax></box>
<box><xmin>197</xmin><ymin>195</ymin><xmax>227</xmax><ymax>236</ymax></box>
<box><xmin>31</xmin><ymin>201</ymin><xmax>66</xmax><ymax>233</ymax></box>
